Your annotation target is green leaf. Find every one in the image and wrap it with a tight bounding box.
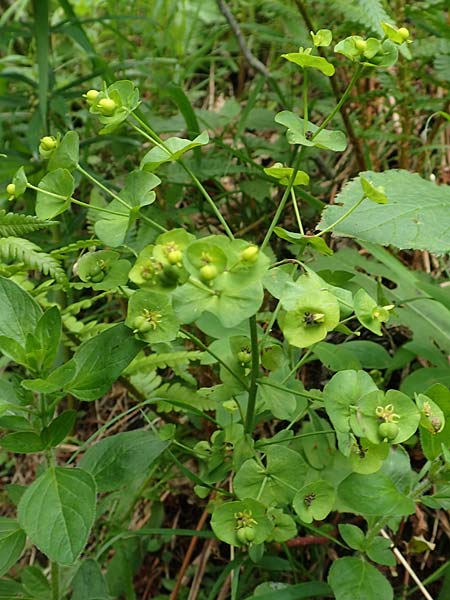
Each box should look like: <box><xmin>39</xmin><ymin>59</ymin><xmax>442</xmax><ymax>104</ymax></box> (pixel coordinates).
<box><xmin>328</xmin><ymin>557</ymin><xmax>393</xmax><ymax>600</ymax></box>
<box><xmin>79</xmin><ymin>429</ymin><xmax>168</xmax><ymax>492</ymax></box>
<box><xmin>211</xmin><ymin>499</ymin><xmax>273</xmax><ymax>547</ymax></box>
<box><xmin>311</xmin><ymin>29</ymin><xmax>333</xmax><ymax>47</ymax></box>
<box><xmin>340</xmin><ymin>341</ymin><xmax>392</xmax><ymax>369</ymax></box>
<box><xmin>0</xmin><ymin>518</ymin><xmax>26</xmax><ymax>577</ymax></box>
<box><xmin>338</xmin><ymin>524</ymin><xmax>365</xmax><ymax>551</ymax></box>
<box><xmin>366</xmin><ymin>536</ymin><xmax>396</xmax><ymax>566</ymax></box>
<box><xmin>18</xmin><ymin>467</ymin><xmax>96</xmax><ymax>564</ymax></box>
<box><xmin>275</xmin><ymin>111</ymin><xmax>347</xmax><ymax>152</ymax></box>
<box><xmin>318</xmin><ymin>170</ymin><xmax>450</xmax><ymax>254</ymax></box>
<box><xmin>36</xmin><ymin>168</ymin><xmax>75</xmax><ymax>219</ymax></box>
<box><xmin>0</xmin><ymin>277</ymin><xmax>42</xmax><ymax>346</ymax></box>
<box><xmin>234</xmin><ymin>446</ymin><xmax>308</xmax><ymax>505</ymax></box>
<box><xmin>264</xmin><ymin>165</ymin><xmax>310</xmax><ymax>186</ymax></box>
<box><xmin>64</xmin><ymin>323</ymin><xmax>144</xmax><ymax>401</ymax></box>
<box><xmin>293</xmin><ymin>480</ymin><xmax>335</xmax><ymax>523</ymax></box>
<box><xmin>274</xmin><ymin>228</ymin><xmax>333</xmax><ymax>255</ymax></box>
<box><xmin>0</xmin><ymin>432</ymin><xmax>44</xmax><ymax>454</ymax></box>
<box><xmin>48</xmin><ymin>131</ymin><xmax>79</xmax><ymax>172</ymax></box>
<box><xmin>12</xmin><ymin>167</ymin><xmax>28</xmax><ymax>196</ymax></box>
<box><xmin>21</xmin><ymin>566</ymin><xmax>51</xmax><ymax>599</ymax></box>
<box><xmin>141</xmin><ymin>131</ymin><xmax>209</xmax><ymax>171</ymax></box>
<box><xmin>125</xmin><ymin>289</ymin><xmax>180</xmax><ymax>343</ymax></box>
<box><xmin>323</xmin><ymin>370</ymin><xmax>378</xmax><ymax>433</ymax></box>
<box><xmin>244</xmin><ymin>581</ymin><xmax>333</xmax><ymax>599</ymax></box>
<box><xmin>337</xmin><ymin>472</ymin><xmax>415</xmax><ymax>517</ymax></box>
<box><xmin>282</xmin><ymin>51</ymin><xmax>335</xmax><ymax>76</ymax></box>
<box><xmin>360</xmin><ymin>176</ymin><xmax>387</xmax><ymax>204</ymax></box>
<box><xmin>419</xmin><ymin>384</ymin><xmax>450</xmax><ymax>461</ymax></box>
<box><xmin>71</xmin><ymin>559</ymin><xmax>111</xmax><ymax>600</ymax></box>
<box><xmin>0</xmin><ymin>211</ymin><xmax>56</xmax><ymax>237</ymax></box>
<box><xmin>120</xmin><ymin>170</ymin><xmax>160</xmax><ymax>207</ymax></box>
<box><xmin>40</xmin><ymin>410</ymin><xmax>77</xmax><ymax>449</ymax></box>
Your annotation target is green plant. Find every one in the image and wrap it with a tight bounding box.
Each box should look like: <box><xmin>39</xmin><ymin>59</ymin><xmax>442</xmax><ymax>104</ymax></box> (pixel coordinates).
<box><xmin>1</xmin><ymin>13</ymin><xmax>450</xmax><ymax>600</ymax></box>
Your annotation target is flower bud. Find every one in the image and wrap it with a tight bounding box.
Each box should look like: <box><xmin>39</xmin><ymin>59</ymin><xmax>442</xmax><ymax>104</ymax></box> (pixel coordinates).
<box><xmin>40</xmin><ymin>136</ymin><xmax>58</xmax><ymax>151</ymax></box>
<box><xmin>6</xmin><ymin>183</ymin><xmax>16</xmax><ymax>197</ymax></box>
<box><xmin>199</xmin><ymin>264</ymin><xmax>218</xmax><ymax>281</ymax></box>
<box><xmin>84</xmin><ymin>89</ymin><xmax>100</xmax><ymax>104</ymax></box>
<box><xmin>98</xmin><ymin>97</ymin><xmax>117</xmax><ymax>115</ymax></box>
<box><xmin>398</xmin><ymin>27</ymin><xmax>410</xmax><ymax>41</ymax></box>
<box><xmin>241</xmin><ymin>245</ymin><xmax>259</xmax><ymax>263</ymax></box>
<box><xmin>355</xmin><ymin>39</ymin><xmax>367</xmax><ymax>52</ymax></box>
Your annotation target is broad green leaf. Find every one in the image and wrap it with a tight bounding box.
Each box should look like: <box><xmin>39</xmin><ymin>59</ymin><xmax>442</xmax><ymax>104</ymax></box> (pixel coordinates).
<box><xmin>328</xmin><ymin>557</ymin><xmax>393</xmax><ymax>600</ymax></box>
<box><xmin>340</xmin><ymin>341</ymin><xmax>392</xmax><ymax>369</ymax></box>
<box><xmin>264</xmin><ymin>165</ymin><xmax>310</xmax><ymax>186</ymax></box>
<box><xmin>48</xmin><ymin>131</ymin><xmax>79</xmax><ymax>172</ymax></box>
<box><xmin>125</xmin><ymin>289</ymin><xmax>179</xmax><ymax>343</ymax></box>
<box><xmin>293</xmin><ymin>480</ymin><xmax>335</xmax><ymax>523</ymax></box>
<box><xmin>338</xmin><ymin>524</ymin><xmax>365</xmax><ymax>551</ymax></box>
<box><xmin>234</xmin><ymin>446</ymin><xmax>308</xmax><ymax>505</ymax></box>
<box><xmin>71</xmin><ymin>559</ymin><xmax>111</xmax><ymax>600</ymax></box>
<box><xmin>313</xmin><ymin>341</ymin><xmax>361</xmax><ymax>371</ymax></box>
<box><xmin>311</xmin><ymin>29</ymin><xmax>333</xmax><ymax>47</ymax></box>
<box><xmin>12</xmin><ymin>167</ymin><xmax>28</xmax><ymax>196</ymax></box>
<box><xmin>36</xmin><ymin>168</ymin><xmax>75</xmax><ymax>219</ymax></box>
<box><xmin>79</xmin><ymin>429</ymin><xmax>168</xmax><ymax>492</ymax></box>
<box><xmin>337</xmin><ymin>472</ymin><xmax>415</xmax><ymax>517</ymax></box>
<box><xmin>244</xmin><ymin>581</ymin><xmax>333</xmax><ymax>599</ymax></box>
<box><xmin>40</xmin><ymin>410</ymin><xmax>77</xmax><ymax>449</ymax></box>
<box><xmin>64</xmin><ymin>323</ymin><xmax>144</xmax><ymax>401</ymax></box>
<box><xmin>0</xmin><ymin>518</ymin><xmax>26</xmax><ymax>577</ymax></box>
<box><xmin>318</xmin><ymin>171</ymin><xmax>450</xmax><ymax>254</ymax></box>
<box><xmin>21</xmin><ymin>566</ymin><xmax>51</xmax><ymax>599</ymax></box>
<box><xmin>141</xmin><ymin>131</ymin><xmax>209</xmax><ymax>171</ymax></box>
<box><xmin>419</xmin><ymin>384</ymin><xmax>450</xmax><ymax>460</ymax></box>
<box><xmin>211</xmin><ymin>499</ymin><xmax>273</xmax><ymax>546</ymax></box>
<box><xmin>0</xmin><ymin>277</ymin><xmax>42</xmax><ymax>346</ymax></box>
<box><xmin>274</xmin><ymin>228</ymin><xmax>333</xmax><ymax>255</ymax></box>
<box><xmin>275</xmin><ymin>111</ymin><xmax>347</xmax><ymax>152</ymax></box>
<box><xmin>120</xmin><ymin>170</ymin><xmax>160</xmax><ymax>207</ymax></box>
<box><xmin>282</xmin><ymin>51</ymin><xmax>335</xmax><ymax>76</ymax></box>
<box><xmin>366</xmin><ymin>536</ymin><xmax>396</xmax><ymax>566</ymax></box>
<box><xmin>0</xmin><ymin>432</ymin><xmax>44</xmax><ymax>454</ymax></box>
<box><xmin>18</xmin><ymin>467</ymin><xmax>96</xmax><ymax>564</ymax></box>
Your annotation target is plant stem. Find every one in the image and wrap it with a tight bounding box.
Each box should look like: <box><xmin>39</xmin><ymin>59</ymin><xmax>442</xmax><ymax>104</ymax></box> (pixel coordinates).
<box><xmin>51</xmin><ymin>561</ymin><xmax>59</xmax><ymax>600</ymax></box>
<box><xmin>291</xmin><ymin>188</ymin><xmax>304</xmax><ymax>234</ymax></box>
<box><xmin>257</xmin><ymin>378</ymin><xmax>323</xmax><ymax>402</ymax></box>
<box><xmin>245</xmin><ymin>315</ymin><xmax>259</xmax><ymax>433</ymax></box>
<box><xmin>313</xmin><ymin>64</ymin><xmax>364</xmax><ymax>140</ymax></box>
<box><xmin>317</xmin><ymin>193</ymin><xmax>366</xmax><ymax>236</ymax></box>
<box><xmin>130</xmin><ymin>112</ymin><xmax>235</xmax><ymax>239</ymax></box>
<box><xmin>77</xmin><ymin>163</ymin><xmax>167</xmax><ymax>233</ymax></box>
<box><xmin>303</xmin><ymin>68</ymin><xmax>309</xmax><ymax>135</ymax></box>
<box><xmin>261</xmin><ymin>147</ymin><xmax>303</xmax><ymax>251</ymax></box>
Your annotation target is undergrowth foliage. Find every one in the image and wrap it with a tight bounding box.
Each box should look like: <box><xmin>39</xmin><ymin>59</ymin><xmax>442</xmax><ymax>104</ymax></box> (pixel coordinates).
<box><xmin>1</xmin><ymin>15</ymin><xmax>450</xmax><ymax>600</ymax></box>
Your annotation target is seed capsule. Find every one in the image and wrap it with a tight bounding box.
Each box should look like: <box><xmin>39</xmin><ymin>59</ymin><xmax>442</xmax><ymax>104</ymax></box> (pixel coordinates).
<box><xmin>98</xmin><ymin>98</ymin><xmax>117</xmax><ymax>115</ymax></box>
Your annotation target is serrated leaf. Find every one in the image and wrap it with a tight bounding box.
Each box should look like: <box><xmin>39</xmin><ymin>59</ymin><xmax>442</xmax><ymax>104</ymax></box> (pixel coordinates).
<box><xmin>0</xmin><ymin>237</ymin><xmax>68</xmax><ymax>285</ymax></box>
<box><xmin>318</xmin><ymin>170</ymin><xmax>450</xmax><ymax>254</ymax></box>
<box><xmin>18</xmin><ymin>467</ymin><xmax>96</xmax><ymax>564</ymax></box>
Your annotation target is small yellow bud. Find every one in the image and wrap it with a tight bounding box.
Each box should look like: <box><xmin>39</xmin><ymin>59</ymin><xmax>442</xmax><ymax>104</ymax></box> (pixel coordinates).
<box><xmin>6</xmin><ymin>183</ymin><xmax>16</xmax><ymax>196</ymax></box>
<box><xmin>85</xmin><ymin>89</ymin><xmax>100</xmax><ymax>103</ymax></box>
<box><xmin>355</xmin><ymin>39</ymin><xmax>367</xmax><ymax>52</ymax></box>
<box><xmin>398</xmin><ymin>27</ymin><xmax>410</xmax><ymax>41</ymax></box>
<box><xmin>40</xmin><ymin>136</ymin><xmax>57</xmax><ymax>151</ymax></box>
<box><xmin>98</xmin><ymin>98</ymin><xmax>117</xmax><ymax>115</ymax></box>
<box><xmin>241</xmin><ymin>245</ymin><xmax>259</xmax><ymax>263</ymax></box>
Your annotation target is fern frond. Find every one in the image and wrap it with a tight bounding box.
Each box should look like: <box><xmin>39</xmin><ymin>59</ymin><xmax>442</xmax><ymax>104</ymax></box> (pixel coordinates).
<box><xmin>354</xmin><ymin>0</ymin><xmax>392</xmax><ymax>35</ymax></box>
<box><xmin>0</xmin><ymin>236</ymin><xmax>67</xmax><ymax>285</ymax></box>
<box><xmin>63</xmin><ymin>289</ymin><xmax>113</xmax><ymax>316</ymax></box>
<box><xmin>0</xmin><ymin>210</ymin><xmax>57</xmax><ymax>237</ymax></box>
<box><xmin>153</xmin><ymin>382</ymin><xmax>216</xmax><ymax>413</ymax></box>
<box><xmin>126</xmin><ymin>350</ymin><xmax>205</xmax><ymax>374</ymax></box>
<box><xmin>50</xmin><ymin>239</ymin><xmax>101</xmax><ymax>259</ymax></box>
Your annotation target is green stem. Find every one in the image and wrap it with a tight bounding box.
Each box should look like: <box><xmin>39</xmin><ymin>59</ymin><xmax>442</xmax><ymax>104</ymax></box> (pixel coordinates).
<box><xmin>317</xmin><ymin>193</ymin><xmax>366</xmax><ymax>236</ymax></box>
<box><xmin>261</xmin><ymin>148</ymin><xmax>303</xmax><ymax>251</ymax></box>
<box><xmin>303</xmin><ymin>68</ymin><xmax>309</xmax><ymax>135</ymax></box>
<box><xmin>245</xmin><ymin>315</ymin><xmax>259</xmax><ymax>434</ymax></box>
<box><xmin>51</xmin><ymin>561</ymin><xmax>59</xmax><ymax>600</ymax></box>
<box><xmin>291</xmin><ymin>187</ymin><xmax>304</xmax><ymax>234</ymax></box>
<box><xmin>256</xmin><ymin>429</ymin><xmax>334</xmax><ymax>447</ymax></box>
<box><xmin>282</xmin><ymin>347</ymin><xmax>312</xmax><ymax>384</ymax></box>
<box><xmin>130</xmin><ymin>112</ymin><xmax>235</xmax><ymax>239</ymax></box>
<box><xmin>77</xmin><ymin>164</ymin><xmax>167</xmax><ymax>233</ymax></box>
<box><xmin>313</xmin><ymin>64</ymin><xmax>364</xmax><ymax>139</ymax></box>
<box><xmin>257</xmin><ymin>378</ymin><xmax>323</xmax><ymax>402</ymax></box>
<box><xmin>180</xmin><ymin>329</ymin><xmax>248</xmax><ymax>390</ymax></box>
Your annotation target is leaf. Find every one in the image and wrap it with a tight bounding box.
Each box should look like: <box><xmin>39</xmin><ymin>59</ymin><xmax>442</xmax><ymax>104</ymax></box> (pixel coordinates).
<box><xmin>293</xmin><ymin>480</ymin><xmax>335</xmax><ymax>523</ymax></box>
<box><xmin>318</xmin><ymin>170</ymin><xmax>450</xmax><ymax>254</ymax></box>
<box><xmin>0</xmin><ymin>518</ymin><xmax>26</xmax><ymax>577</ymax></box>
<box><xmin>338</xmin><ymin>472</ymin><xmax>415</xmax><ymax>517</ymax></box>
<box><xmin>338</xmin><ymin>524</ymin><xmax>365</xmax><ymax>551</ymax></box>
<box><xmin>0</xmin><ymin>277</ymin><xmax>42</xmax><ymax>345</ymax></box>
<box><xmin>211</xmin><ymin>499</ymin><xmax>273</xmax><ymax>547</ymax></box>
<box><xmin>328</xmin><ymin>557</ymin><xmax>393</xmax><ymax>600</ymax></box>
<box><xmin>48</xmin><ymin>131</ymin><xmax>79</xmax><ymax>172</ymax></box>
<box><xmin>17</xmin><ymin>467</ymin><xmax>96</xmax><ymax>564</ymax></box>
<box><xmin>275</xmin><ymin>111</ymin><xmax>347</xmax><ymax>152</ymax></box>
<box><xmin>36</xmin><ymin>168</ymin><xmax>75</xmax><ymax>219</ymax></box>
<box><xmin>0</xmin><ymin>211</ymin><xmax>57</xmax><ymax>237</ymax></box>
<box><xmin>0</xmin><ymin>237</ymin><xmax>68</xmax><ymax>285</ymax></box>
<box><xmin>282</xmin><ymin>51</ymin><xmax>335</xmax><ymax>76</ymax></box>
<box><xmin>64</xmin><ymin>323</ymin><xmax>144</xmax><ymax>401</ymax></box>
<box><xmin>79</xmin><ymin>429</ymin><xmax>168</xmax><ymax>492</ymax></box>
<box><xmin>274</xmin><ymin>228</ymin><xmax>333</xmax><ymax>255</ymax></box>
<box><xmin>264</xmin><ymin>165</ymin><xmax>310</xmax><ymax>186</ymax></box>
<box><xmin>140</xmin><ymin>131</ymin><xmax>209</xmax><ymax>171</ymax></box>
<box><xmin>71</xmin><ymin>559</ymin><xmax>111</xmax><ymax>600</ymax></box>
<box><xmin>0</xmin><ymin>432</ymin><xmax>44</xmax><ymax>454</ymax></box>
<box><xmin>243</xmin><ymin>581</ymin><xmax>333</xmax><ymax>599</ymax></box>
<box><xmin>40</xmin><ymin>410</ymin><xmax>77</xmax><ymax>449</ymax></box>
